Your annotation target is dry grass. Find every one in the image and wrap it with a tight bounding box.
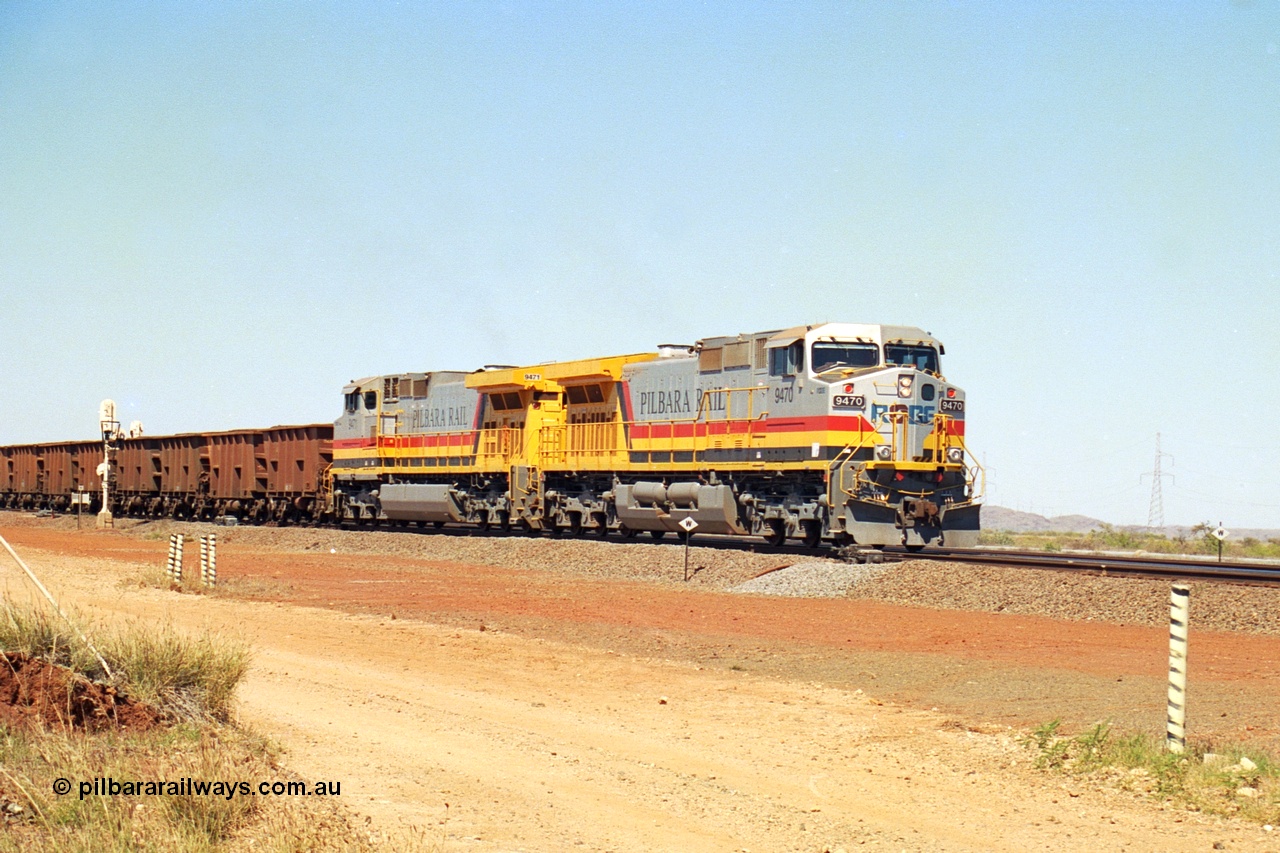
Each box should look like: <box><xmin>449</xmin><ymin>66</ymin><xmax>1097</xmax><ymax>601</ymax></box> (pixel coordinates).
<box><xmin>0</xmin><ymin>598</ymin><xmax>247</xmax><ymax>722</ymax></box>
<box><xmin>1026</xmin><ymin>720</ymin><xmax>1280</xmax><ymax>825</ymax></box>
<box><xmin>125</xmin><ymin>550</ymin><xmax>295</xmax><ymax>602</ymax></box>
<box><xmin>103</xmin><ymin>621</ymin><xmax>248</xmax><ymax>723</ymax></box>
<box><xmin>0</xmin><ymin>724</ymin><xmax>440</xmax><ymax>852</ymax></box>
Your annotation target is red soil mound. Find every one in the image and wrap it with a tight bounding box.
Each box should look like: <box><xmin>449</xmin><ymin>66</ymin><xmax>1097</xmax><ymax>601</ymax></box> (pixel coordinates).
<box><xmin>0</xmin><ymin>652</ymin><xmax>161</xmax><ymax>732</ymax></box>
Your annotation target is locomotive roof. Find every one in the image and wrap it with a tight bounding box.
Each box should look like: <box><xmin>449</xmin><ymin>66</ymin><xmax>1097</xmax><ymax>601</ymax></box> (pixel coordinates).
<box><xmin>347</xmin><ymin>323</ymin><xmax>945</xmax><ymax>394</ymax></box>
<box><xmin>342</xmin><ymin>372</ymin><xmax>468</xmax><ymax>393</ymax></box>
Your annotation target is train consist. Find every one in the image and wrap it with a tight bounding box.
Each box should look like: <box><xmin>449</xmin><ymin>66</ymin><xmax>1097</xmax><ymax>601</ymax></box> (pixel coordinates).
<box><xmin>0</xmin><ymin>322</ymin><xmax>981</xmax><ymax>549</ymax></box>
<box><xmin>332</xmin><ymin>322</ymin><xmax>980</xmax><ymax>548</ymax></box>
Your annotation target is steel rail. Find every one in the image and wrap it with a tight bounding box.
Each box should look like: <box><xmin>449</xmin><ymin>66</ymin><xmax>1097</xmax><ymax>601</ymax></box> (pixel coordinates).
<box><xmin>9</xmin><ymin>507</ymin><xmax>1279</xmax><ymax>584</ymax></box>
<box><xmin>881</xmin><ymin>546</ymin><xmax>1280</xmax><ymax>586</ymax></box>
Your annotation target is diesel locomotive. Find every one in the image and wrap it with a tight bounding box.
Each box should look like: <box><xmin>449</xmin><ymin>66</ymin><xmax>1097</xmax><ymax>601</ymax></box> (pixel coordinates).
<box><xmin>332</xmin><ymin>322</ymin><xmax>981</xmax><ymax>548</ymax></box>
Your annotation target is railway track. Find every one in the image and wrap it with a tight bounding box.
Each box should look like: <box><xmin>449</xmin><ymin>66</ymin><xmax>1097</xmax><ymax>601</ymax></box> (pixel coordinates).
<box><xmin>315</xmin><ymin>522</ymin><xmax>1280</xmax><ymax>586</ymax></box>
<box><xmin>879</xmin><ymin>545</ymin><xmax>1280</xmax><ymax>586</ymax></box>
<box><xmin>13</xmin><ymin>507</ymin><xmax>1280</xmax><ymax>585</ymax></box>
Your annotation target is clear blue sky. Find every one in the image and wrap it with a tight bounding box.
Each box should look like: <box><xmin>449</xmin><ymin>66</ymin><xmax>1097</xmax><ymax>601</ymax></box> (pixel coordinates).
<box><xmin>2</xmin><ymin>2</ymin><xmax>1277</xmax><ymax>529</ymax></box>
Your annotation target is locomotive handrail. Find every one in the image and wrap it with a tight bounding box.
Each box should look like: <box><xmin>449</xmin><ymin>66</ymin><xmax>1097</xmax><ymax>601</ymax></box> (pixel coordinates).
<box><xmin>954</xmin><ymin>432</ymin><xmax>986</xmax><ymax>502</ymax></box>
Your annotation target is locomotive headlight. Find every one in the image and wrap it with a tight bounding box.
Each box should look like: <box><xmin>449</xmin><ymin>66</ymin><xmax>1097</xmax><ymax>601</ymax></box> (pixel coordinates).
<box><xmin>875</xmin><ymin>445</ymin><xmax>893</xmax><ymax>461</ymax></box>
<box><xmin>946</xmin><ymin>447</ymin><xmax>964</xmax><ymax>464</ymax></box>
<box><xmin>897</xmin><ymin>374</ymin><xmax>914</xmax><ymax>397</ymax></box>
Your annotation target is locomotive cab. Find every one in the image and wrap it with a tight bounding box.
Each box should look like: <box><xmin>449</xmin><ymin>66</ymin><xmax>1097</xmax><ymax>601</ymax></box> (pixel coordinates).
<box><xmin>760</xmin><ymin>323</ymin><xmax>980</xmax><ymax>548</ymax></box>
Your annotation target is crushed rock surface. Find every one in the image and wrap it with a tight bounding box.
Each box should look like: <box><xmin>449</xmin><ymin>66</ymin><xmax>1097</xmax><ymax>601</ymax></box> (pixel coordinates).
<box><xmin>731</xmin><ymin>560</ymin><xmax>892</xmax><ymax>598</ymax></box>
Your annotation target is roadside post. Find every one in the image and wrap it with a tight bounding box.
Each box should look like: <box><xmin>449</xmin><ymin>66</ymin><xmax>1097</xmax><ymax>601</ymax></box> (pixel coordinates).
<box><xmin>72</xmin><ymin>490</ymin><xmax>90</xmax><ymax>529</ymax></box>
<box><xmin>167</xmin><ymin>533</ymin><xmax>183</xmax><ymax>584</ymax></box>
<box><xmin>200</xmin><ymin>533</ymin><xmax>217</xmax><ymax>588</ymax></box>
<box><xmin>679</xmin><ymin>517</ymin><xmax>698</xmax><ymax>582</ymax></box>
<box><xmin>1167</xmin><ymin>584</ymin><xmax>1190</xmax><ymax>753</ymax></box>
<box><xmin>1211</xmin><ymin>523</ymin><xmax>1228</xmax><ymax>563</ymax></box>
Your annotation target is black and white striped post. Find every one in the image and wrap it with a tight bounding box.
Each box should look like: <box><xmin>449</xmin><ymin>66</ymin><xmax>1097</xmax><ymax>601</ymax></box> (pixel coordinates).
<box><xmin>1167</xmin><ymin>584</ymin><xmax>1190</xmax><ymax>753</ymax></box>
<box><xmin>200</xmin><ymin>533</ymin><xmax>217</xmax><ymax>588</ymax></box>
<box><xmin>166</xmin><ymin>533</ymin><xmax>183</xmax><ymax>584</ymax></box>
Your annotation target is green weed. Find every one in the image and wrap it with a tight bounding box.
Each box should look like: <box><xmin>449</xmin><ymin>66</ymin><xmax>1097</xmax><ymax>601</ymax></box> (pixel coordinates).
<box><xmin>1023</xmin><ymin>721</ymin><xmax>1280</xmax><ymax>824</ymax></box>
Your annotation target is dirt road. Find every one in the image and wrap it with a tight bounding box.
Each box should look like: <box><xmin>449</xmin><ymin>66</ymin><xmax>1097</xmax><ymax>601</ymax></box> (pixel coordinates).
<box><xmin>2</xmin><ymin>522</ymin><xmax>1277</xmax><ymax>851</ymax></box>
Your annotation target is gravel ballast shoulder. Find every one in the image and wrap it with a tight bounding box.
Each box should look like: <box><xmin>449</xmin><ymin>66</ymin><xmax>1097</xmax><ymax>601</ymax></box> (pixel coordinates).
<box><xmin>731</xmin><ymin>560</ymin><xmax>893</xmax><ymax>598</ymax></box>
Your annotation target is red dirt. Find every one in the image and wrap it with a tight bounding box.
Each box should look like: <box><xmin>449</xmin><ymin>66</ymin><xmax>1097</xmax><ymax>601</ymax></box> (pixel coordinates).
<box><xmin>4</xmin><ymin>522</ymin><xmax>1279</xmax><ymax>743</ymax></box>
<box><xmin>0</xmin><ymin>652</ymin><xmax>161</xmax><ymax>733</ymax></box>
<box><xmin>223</xmin><ymin>551</ymin><xmax>1279</xmax><ymax>681</ymax></box>
<box><xmin>194</xmin><ymin>547</ymin><xmax>1280</xmax><ymax>746</ymax></box>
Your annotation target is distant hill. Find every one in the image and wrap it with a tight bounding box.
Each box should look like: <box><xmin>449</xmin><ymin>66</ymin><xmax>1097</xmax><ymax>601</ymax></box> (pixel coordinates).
<box><xmin>982</xmin><ymin>506</ymin><xmax>1107</xmax><ymax>534</ymax></box>
<box><xmin>981</xmin><ymin>506</ymin><xmax>1280</xmax><ymax>541</ymax></box>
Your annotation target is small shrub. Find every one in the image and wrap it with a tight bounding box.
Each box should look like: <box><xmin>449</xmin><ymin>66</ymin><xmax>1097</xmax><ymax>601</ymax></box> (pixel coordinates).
<box><xmin>103</xmin><ymin>622</ymin><xmax>249</xmax><ymax>722</ymax></box>
<box><xmin>0</xmin><ymin>598</ymin><xmax>99</xmax><ymax>676</ymax></box>
<box><xmin>1023</xmin><ymin>720</ymin><xmax>1280</xmax><ymax>824</ymax></box>
<box><xmin>0</xmin><ymin>597</ymin><xmax>248</xmax><ymax>722</ymax></box>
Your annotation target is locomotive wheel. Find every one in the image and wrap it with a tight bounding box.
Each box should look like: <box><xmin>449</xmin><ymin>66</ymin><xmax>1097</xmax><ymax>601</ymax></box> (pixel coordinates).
<box><xmin>497</xmin><ymin>511</ymin><xmax>511</xmax><ymax>532</ymax></box>
<box><xmin>591</xmin><ymin>513</ymin><xmax>609</xmax><ymax>537</ymax></box>
<box><xmin>567</xmin><ymin>513</ymin><xmax>584</xmax><ymax>538</ymax></box>
<box><xmin>476</xmin><ymin>515</ymin><xmax>491</xmax><ymax>532</ymax></box>
<box><xmin>801</xmin><ymin>520</ymin><xmax>822</xmax><ymax>549</ymax></box>
<box><xmin>763</xmin><ymin>519</ymin><xmax>786</xmax><ymax>547</ymax></box>
<box><xmin>433</xmin><ymin>520</ymin><xmax>445</xmax><ymax>529</ymax></box>
<box><xmin>649</xmin><ymin>530</ymin><xmax>666</xmax><ymax>541</ymax></box>
<box><xmin>620</xmin><ymin>526</ymin><xmax>638</xmax><ymax>539</ymax></box>
<box><xmin>904</xmin><ymin>543</ymin><xmax>925</xmax><ymax>553</ymax></box>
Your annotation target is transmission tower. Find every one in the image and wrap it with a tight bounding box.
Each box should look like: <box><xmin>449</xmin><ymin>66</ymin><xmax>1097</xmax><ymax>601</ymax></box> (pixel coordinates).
<box><xmin>1143</xmin><ymin>432</ymin><xmax>1174</xmax><ymax>529</ymax></box>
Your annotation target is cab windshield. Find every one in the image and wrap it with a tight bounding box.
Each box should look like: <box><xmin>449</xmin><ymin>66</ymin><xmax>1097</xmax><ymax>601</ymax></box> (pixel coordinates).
<box><xmin>810</xmin><ymin>342</ymin><xmax>879</xmax><ymax>373</ymax></box>
<box><xmin>885</xmin><ymin>343</ymin><xmax>939</xmax><ymax>373</ymax></box>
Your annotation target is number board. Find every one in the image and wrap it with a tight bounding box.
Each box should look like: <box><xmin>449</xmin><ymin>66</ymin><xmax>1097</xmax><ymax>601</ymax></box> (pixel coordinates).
<box><xmin>832</xmin><ymin>394</ymin><xmax>865</xmax><ymax>409</ymax></box>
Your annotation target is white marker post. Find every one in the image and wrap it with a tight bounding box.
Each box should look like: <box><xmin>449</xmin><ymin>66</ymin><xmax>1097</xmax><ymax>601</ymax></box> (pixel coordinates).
<box><xmin>679</xmin><ymin>516</ymin><xmax>698</xmax><ymax>581</ymax></box>
<box><xmin>167</xmin><ymin>533</ymin><xmax>183</xmax><ymax>584</ymax></box>
<box><xmin>1167</xmin><ymin>584</ymin><xmax>1190</xmax><ymax>753</ymax></box>
<box><xmin>200</xmin><ymin>533</ymin><xmax>217</xmax><ymax>588</ymax></box>
<box><xmin>73</xmin><ymin>490</ymin><xmax>90</xmax><ymax>529</ymax></box>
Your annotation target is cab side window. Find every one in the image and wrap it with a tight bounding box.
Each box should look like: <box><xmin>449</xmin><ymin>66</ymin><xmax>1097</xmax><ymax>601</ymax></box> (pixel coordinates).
<box><xmin>769</xmin><ymin>342</ymin><xmax>805</xmax><ymax>376</ymax></box>
<box><xmin>790</xmin><ymin>341</ymin><xmax>804</xmax><ymax>374</ymax></box>
<box><xmin>769</xmin><ymin>348</ymin><xmax>786</xmax><ymax>376</ymax></box>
